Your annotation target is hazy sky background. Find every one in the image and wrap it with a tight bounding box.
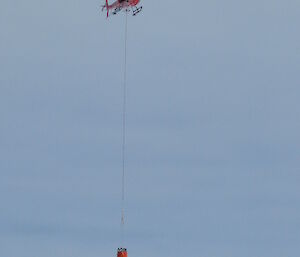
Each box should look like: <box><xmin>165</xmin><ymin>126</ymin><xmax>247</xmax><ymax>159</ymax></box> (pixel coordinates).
<box><xmin>1</xmin><ymin>0</ymin><xmax>300</xmax><ymax>256</ymax></box>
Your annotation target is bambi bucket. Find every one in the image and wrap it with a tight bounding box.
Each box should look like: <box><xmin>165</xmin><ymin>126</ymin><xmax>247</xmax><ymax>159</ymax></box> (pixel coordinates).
<box><xmin>117</xmin><ymin>248</ymin><xmax>127</xmax><ymax>257</ymax></box>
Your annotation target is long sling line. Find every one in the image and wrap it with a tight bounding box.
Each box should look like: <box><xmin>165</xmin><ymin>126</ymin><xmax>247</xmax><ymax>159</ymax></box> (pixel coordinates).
<box><xmin>121</xmin><ymin>10</ymin><xmax>128</xmax><ymax>244</ymax></box>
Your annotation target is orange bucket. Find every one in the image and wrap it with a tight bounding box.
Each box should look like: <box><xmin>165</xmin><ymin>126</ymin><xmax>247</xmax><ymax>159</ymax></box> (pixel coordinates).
<box><xmin>117</xmin><ymin>248</ymin><xmax>127</xmax><ymax>257</ymax></box>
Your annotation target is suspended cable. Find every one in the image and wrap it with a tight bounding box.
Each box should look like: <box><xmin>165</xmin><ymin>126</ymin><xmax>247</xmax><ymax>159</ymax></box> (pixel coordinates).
<box><xmin>121</xmin><ymin>9</ymin><xmax>128</xmax><ymax>244</ymax></box>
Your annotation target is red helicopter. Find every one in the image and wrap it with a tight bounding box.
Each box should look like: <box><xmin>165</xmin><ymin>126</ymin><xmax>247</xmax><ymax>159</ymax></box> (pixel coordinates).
<box><xmin>102</xmin><ymin>0</ymin><xmax>142</xmax><ymax>17</ymax></box>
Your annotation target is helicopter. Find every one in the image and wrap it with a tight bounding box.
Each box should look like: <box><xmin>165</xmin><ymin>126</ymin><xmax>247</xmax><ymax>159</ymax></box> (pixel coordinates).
<box><xmin>102</xmin><ymin>0</ymin><xmax>143</xmax><ymax>17</ymax></box>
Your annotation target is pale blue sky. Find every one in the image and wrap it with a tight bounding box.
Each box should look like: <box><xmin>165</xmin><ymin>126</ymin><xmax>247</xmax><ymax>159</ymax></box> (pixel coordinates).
<box><xmin>0</xmin><ymin>0</ymin><xmax>300</xmax><ymax>257</ymax></box>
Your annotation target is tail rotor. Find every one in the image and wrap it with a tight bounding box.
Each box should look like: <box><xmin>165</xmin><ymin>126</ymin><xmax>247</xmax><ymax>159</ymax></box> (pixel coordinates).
<box><xmin>106</xmin><ymin>0</ymin><xmax>109</xmax><ymax>17</ymax></box>
<box><xmin>101</xmin><ymin>0</ymin><xmax>109</xmax><ymax>17</ymax></box>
